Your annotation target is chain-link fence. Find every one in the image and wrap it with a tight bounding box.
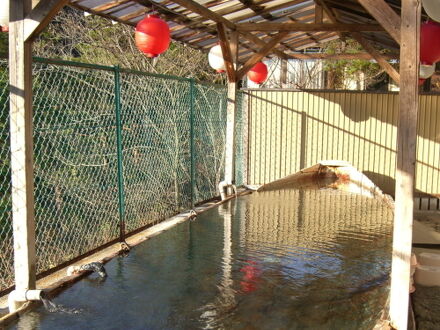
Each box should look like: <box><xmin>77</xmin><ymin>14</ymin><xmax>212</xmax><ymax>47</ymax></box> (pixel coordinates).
<box><xmin>0</xmin><ymin>59</ymin><xmax>12</xmax><ymax>291</ymax></box>
<box><xmin>0</xmin><ymin>57</ymin><xmax>243</xmax><ymax>292</ymax></box>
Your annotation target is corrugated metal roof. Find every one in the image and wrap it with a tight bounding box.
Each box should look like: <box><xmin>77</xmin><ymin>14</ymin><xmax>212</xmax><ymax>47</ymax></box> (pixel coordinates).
<box><xmin>69</xmin><ymin>0</ymin><xmax>407</xmax><ymax>63</ymax></box>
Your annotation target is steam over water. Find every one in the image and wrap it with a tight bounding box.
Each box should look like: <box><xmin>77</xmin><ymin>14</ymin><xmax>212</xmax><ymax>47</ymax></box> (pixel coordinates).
<box><xmin>13</xmin><ymin>188</ymin><xmax>393</xmax><ymax>330</ymax></box>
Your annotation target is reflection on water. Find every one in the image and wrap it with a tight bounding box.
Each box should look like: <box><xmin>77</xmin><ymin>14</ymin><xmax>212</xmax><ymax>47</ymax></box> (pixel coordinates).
<box><xmin>12</xmin><ymin>188</ymin><xmax>393</xmax><ymax>330</ymax></box>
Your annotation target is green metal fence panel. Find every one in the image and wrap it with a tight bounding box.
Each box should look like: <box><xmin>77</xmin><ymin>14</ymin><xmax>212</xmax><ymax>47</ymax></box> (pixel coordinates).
<box><xmin>119</xmin><ymin>71</ymin><xmax>193</xmax><ymax>232</ymax></box>
<box><xmin>32</xmin><ymin>61</ymin><xmax>120</xmax><ymax>275</ymax></box>
<box><xmin>193</xmin><ymin>83</ymin><xmax>228</xmax><ymax>202</ymax></box>
<box><xmin>0</xmin><ymin>58</ymin><xmax>13</xmax><ymax>291</ymax></box>
<box><xmin>0</xmin><ymin>57</ymin><xmax>240</xmax><ymax>293</ymax></box>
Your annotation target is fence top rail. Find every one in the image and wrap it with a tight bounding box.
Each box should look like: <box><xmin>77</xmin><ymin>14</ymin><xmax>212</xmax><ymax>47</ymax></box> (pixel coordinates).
<box><xmin>0</xmin><ymin>53</ymin><xmax>226</xmax><ymax>89</ymax></box>
<box><xmin>241</xmin><ymin>88</ymin><xmax>440</xmax><ymax>95</ymax></box>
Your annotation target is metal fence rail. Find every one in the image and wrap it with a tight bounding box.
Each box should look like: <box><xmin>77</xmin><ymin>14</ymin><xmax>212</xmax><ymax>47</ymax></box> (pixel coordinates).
<box><xmin>0</xmin><ymin>58</ymin><xmax>241</xmax><ymax>292</ymax></box>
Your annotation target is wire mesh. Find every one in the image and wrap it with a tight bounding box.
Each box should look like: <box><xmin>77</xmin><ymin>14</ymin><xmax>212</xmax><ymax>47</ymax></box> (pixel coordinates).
<box><xmin>0</xmin><ymin>58</ymin><xmax>13</xmax><ymax>290</ymax></box>
<box><xmin>193</xmin><ymin>83</ymin><xmax>227</xmax><ymax>202</ymax></box>
<box><xmin>119</xmin><ymin>71</ymin><xmax>193</xmax><ymax>232</ymax></box>
<box><xmin>0</xmin><ymin>58</ymin><xmax>241</xmax><ymax>292</ymax></box>
<box><xmin>32</xmin><ymin>62</ymin><xmax>120</xmax><ymax>274</ymax></box>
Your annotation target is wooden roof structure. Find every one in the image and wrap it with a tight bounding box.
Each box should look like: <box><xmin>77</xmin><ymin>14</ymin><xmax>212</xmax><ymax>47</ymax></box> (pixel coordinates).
<box><xmin>68</xmin><ymin>0</ymin><xmax>408</xmax><ymax>65</ymax></box>
<box><xmin>5</xmin><ymin>1</ymin><xmax>423</xmax><ymax>329</ymax></box>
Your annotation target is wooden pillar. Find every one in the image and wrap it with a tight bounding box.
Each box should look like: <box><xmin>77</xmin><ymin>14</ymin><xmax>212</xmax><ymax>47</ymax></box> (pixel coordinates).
<box><xmin>389</xmin><ymin>0</ymin><xmax>420</xmax><ymax>329</ymax></box>
<box><xmin>224</xmin><ymin>32</ymin><xmax>238</xmax><ymax>188</ymax></box>
<box><xmin>9</xmin><ymin>0</ymin><xmax>37</xmax><ymax>299</ymax></box>
<box><xmin>280</xmin><ymin>58</ymin><xmax>287</xmax><ymax>86</ymax></box>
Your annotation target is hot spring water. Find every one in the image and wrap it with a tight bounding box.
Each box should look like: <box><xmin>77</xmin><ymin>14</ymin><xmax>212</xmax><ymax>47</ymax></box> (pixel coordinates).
<box><xmin>11</xmin><ymin>188</ymin><xmax>393</xmax><ymax>330</ymax></box>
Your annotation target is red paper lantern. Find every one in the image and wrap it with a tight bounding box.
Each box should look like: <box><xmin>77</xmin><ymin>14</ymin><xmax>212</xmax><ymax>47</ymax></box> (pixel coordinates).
<box><xmin>135</xmin><ymin>15</ymin><xmax>170</xmax><ymax>58</ymax></box>
<box><xmin>247</xmin><ymin>62</ymin><xmax>268</xmax><ymax>84</ymax></box>
<box><xmin>420</xmin><ymin>20</ymin><xmax>440</xmax><ymax>65</ymax></box>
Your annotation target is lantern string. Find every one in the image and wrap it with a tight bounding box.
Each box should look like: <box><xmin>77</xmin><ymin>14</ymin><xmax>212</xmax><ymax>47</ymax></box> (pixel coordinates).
<box><xmin>150</xmin><ymin>1</ymin><xmax>157</xmax><ymax>16</ymax></box>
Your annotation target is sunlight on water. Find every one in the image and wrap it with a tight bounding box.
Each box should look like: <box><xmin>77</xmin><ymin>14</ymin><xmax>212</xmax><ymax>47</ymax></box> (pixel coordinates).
<box><xmin>12</xmin><ymin>188</ymin><xmax>393</xmax><ymax>330</ymax></box>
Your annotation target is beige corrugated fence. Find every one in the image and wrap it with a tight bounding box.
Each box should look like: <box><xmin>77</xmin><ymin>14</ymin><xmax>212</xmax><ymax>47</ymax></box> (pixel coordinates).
<box><xmin>244</xmin><ymin>90</ymin><xmax>440</xmax><ymax>201</ymax></box>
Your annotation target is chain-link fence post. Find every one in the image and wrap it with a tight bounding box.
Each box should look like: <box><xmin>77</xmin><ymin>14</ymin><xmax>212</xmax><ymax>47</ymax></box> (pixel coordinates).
<box><xmin>189</xmin><ymin>78</ymin><xmax>195</xmax><ymax>208</ymax></box>
<box><xmin>114</xmin><ymin>65</ymin><xmax>126</xmax><ymax>241</ymax></box>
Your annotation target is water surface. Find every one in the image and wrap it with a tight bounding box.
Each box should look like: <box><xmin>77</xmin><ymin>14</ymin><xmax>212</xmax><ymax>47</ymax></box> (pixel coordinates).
<box><xmin>13</xmin><ymin>188</ymin><xmax>393</xmax><ymax>330</ymax></box>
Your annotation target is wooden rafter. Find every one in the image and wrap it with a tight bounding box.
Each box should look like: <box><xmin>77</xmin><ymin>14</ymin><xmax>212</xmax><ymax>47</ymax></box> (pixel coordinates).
<box><xmin>24</xmin><ymin>0</ymin><xmax>70</xmax><ymax>41</ymax></box>
<box><xmin>236</xmin><ymin>23</ymin><xmax>385</xmax><ymax>32</ymax></box>
<box><xmin>69</xmin><ymin>0</ymin><xmax>405</xmax><ymax>63</ymax></box>
<box><xmin>288</xmin><ymin>15</ymin><xmax>319</xmax><ymax>46</ymax></box>
<box><xmin>237</xmin><ymin>32</ymin><xmax>289</xmax><ymax>80</ymax></box>
<box><xmin>71</xmin><ymin>0</ymin><xmax>259</xmax><ymax>59</ymax></box>
<box><xmin>91</xmin><ymin>0</ymin><xmax>131</xmax><ymax>12</ymax></box>
<box><xmin>352</xmin><ymin>32</ymin><xmax>400</xmax><ymax>84</ymax></box>
<box><xmin>317</xmin><ymin>0</ymin><xmax>400</xmax><ymax>85</ymax></box>
<box><xmin>288</xmin><ymin>52</ymin><xmax>398</xmax><ymax>60</ymax></box>
<box><xmin>217</xmin><ymin>23</ymin><xmax>236</xmax><ymax>82</ymax></box>
<box><xmin>235</xmin><ymin>0</ymin><xmax>300</xmax><ymax>57</ymax></box>
<box><xmin>169</xmin><ymin>0</ymin><xmax>292</xmax><ymax>60</ymax></box>
<box><xmin>315</xmin><ymin>3</ymin><xmax>323</xmax><ymax>23</ymax></box>
<box><xmin>357</xmin><ymin>0</ymin><xmax>401</xmax><ymax>44</ymax></box>
<box><xmin>237</xmin><ymin>0</ymin><xmax>274</xmax><ymax>20</ymax></box>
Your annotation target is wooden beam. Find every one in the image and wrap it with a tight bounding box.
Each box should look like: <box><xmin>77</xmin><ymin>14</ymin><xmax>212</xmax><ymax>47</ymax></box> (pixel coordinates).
<box><xmin>9</xmin><ymin>0</ymin><xmax>37</xmax><ymax>306</ymax></box>
<box><xmin>92</xmin><ymin>0</ymin><xmax>131</xmax><ymax>12</ymax></box>
<box><xmin>288</xmin><ymin>52</ymin><xmax>398</xmax><ymax>60</ymax></box>
<box><xmin>169</xmin><ymin>0</ymin><xmax>291</xmax><ymax>60</ymax></box>
<box><xmin>216</xmin><ymin>23</ymin><xmax>236</xmax><ymax>82</ymax></box>
<box><xmin>389</xmin><ymin>1</ymin><xmax>421</xmax><ymax>329</ymax></box>
<box><xmin>316</xmin><ymin>0</ymin><xmax>400</xmax><ymax>84</ymax></box>
<box><xmin>240</xmin><ymin>33</ymin><xmax>289</xmax><ymax>60</ymax></box>
<box><xmin>236</xmin><ymin>23</ymin><xmax>385</xmax><ymax>32</ymax></box>
<box><xmin>352</xmin><ymin>32</ymin><xmax>400</xmax><ymax>85</ymax></box>
<box><xmin>315</xmin><ymin>0</ymin><xmax>340</xmax><ymax>25</ymax></box>
<box><xmin>24</xmin><ymin>0</ymin><xmax>69</xmax><ymax>42</ymax></box>
<box><xmin>288</xmin><ymin>16</ymin><xmax>319</xmax><ymax>45</ymax></box>
<box><xmin>237</xmin><ymin>0</ymin><xmax>274</xmax><ymax>20</ymax></box>
<box><xmin>358</xmin><ymin>0</ymin><xmax>401</xmax><ymax>44</ymax></box>
<box><xmin>237</xmin><ymin>32</ymin><xmax>289</xmax><ymax>80</ymax></box>
<box><xmin>229</xmin><ymin>31</ymin><xmax>239</xmax><ymax>69</ymax></box>
<box><xmin>315</xmin><ymin>3</ymin><xmax>323</xmax><ymax>23</ymax></box>
<box><xmin>168</xmin><ymin>0</ymin><xmax>235</xmax><ymax>29</ymax></box>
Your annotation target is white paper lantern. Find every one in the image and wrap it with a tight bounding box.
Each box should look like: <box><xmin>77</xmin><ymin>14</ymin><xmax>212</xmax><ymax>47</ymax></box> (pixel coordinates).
<box><xmin>420</xmin><ymin>63</ymin><xmax>436</xmax><ymax>79</ymax></box>
<box><xmin>423</xmin><ymin>0</ymin><xmax>440</xmax><ymax>22</ymax></box>
<box><xmin>0</xmin><ymin>1</ymin><xmax>9</xmax><ymax>28</ymax></box>
<box><xmin>208</xmin><ymin>45</ymin><xmax>225</xmax><ymax>73</ymax></box>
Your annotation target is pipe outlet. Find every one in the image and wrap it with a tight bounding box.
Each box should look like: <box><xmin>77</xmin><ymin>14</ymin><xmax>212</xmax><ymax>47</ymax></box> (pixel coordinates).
<box><xmin>219</xmin><ymin>181</ymin><xmax>228</xmax><ymax>200</ymax></box>
<box><xmin>8</xmin><ymin>289</ymin><xmax>43</xmax><ymax>313</ymax></box>
<box><xmin>219</xmin><ymin>181</ymin><xmax>237</xmax><ymax>200</ymax></box>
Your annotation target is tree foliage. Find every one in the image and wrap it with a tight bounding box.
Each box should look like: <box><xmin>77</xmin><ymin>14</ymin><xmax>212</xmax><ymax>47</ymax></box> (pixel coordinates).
<box><xmin>0</xmin><ymin>7</ymin><xmax>224</xmax><ymax>83</ymax></box>
<box><xmin>322</xmin><ymin>39</ymin><xmax>395</xmax><ymax>90</ymax></box>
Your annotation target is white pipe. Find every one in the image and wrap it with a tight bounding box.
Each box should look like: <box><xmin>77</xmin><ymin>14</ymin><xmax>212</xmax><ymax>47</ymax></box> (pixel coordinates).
<box><xmin>218</xmin><ymin>181</ymin><xmax>237</xmax><ymax>200</ymax></box>
<box><xmin>8</xmin><ymin>289</ymin><xmax>43</xmax><ymax>313</ymax></box>
<box><xmin>219</xmin><ymin>181</ymin><xmax>228</xmax><ymax>200</ymax></box>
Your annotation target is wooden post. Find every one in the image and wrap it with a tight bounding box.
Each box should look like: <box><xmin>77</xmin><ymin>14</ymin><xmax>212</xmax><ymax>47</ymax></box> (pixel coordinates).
<box><xmin>224</xmin><ymin>31</ymin><xmax>238</xmax><ymax>189</ymax></box>
<box><xmin>389</xmin><ymin>0</ymin><xmax>420</xmax><ymax>329</ymax></box>
<box><xmin>9</xmin><ymin>0</ymin><xmax>37</xmax><ymax>300</ymax></box>
<box><xmin>280</xmin><ymin>58</ymin><xmax>287</xmax><ymax>86</ymax></box>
